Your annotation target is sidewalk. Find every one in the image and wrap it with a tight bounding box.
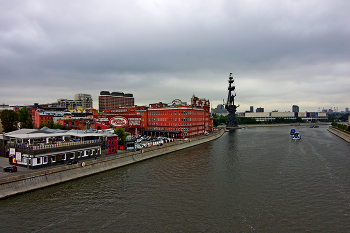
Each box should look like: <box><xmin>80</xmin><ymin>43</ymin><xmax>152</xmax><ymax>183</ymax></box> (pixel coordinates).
<box><xmin>0</xmin><ymin>156</ymin><xmax>37</xmax><ymax>179</ymax></box>
<box><xmin>0</xmin><ymin>156</ymin><xmax>10</xmax><ymax>169</ymax></box>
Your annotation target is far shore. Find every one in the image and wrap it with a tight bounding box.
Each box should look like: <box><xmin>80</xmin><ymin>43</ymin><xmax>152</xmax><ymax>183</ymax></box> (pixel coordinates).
<box><xmin>217</xmin><ymin>122</ymin><xmax>332</xmax><ymax>128</ymax></box>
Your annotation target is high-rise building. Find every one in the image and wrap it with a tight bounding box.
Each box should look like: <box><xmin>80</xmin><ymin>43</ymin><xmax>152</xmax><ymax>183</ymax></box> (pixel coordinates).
<box><xmin>256</xmin><ymin>107</ymin><xmax>264</xmax><ymax>112</ymax></box>
<box><xmin>51</xmin><ymin>93</ymin><xmax>93</xmax><ymax>111</ymax></box>
<box><xmin>98</xmin><ymin>91</ymin><xmax>134</xmax><ymax>112</ymax></box>
<box><xmin>292</xmin><ymin>105</ymin><xmax>299</xmax><ymax>112</ymax></box>
<box><xmin>250</xmin><ymin>106</ymin><xmax>253</xmax><ymax>112</ymax></box>
<box><xmin>74</xmin><ymin>93</ymin><xmax>93</xmax><ymax>109</ymax></box>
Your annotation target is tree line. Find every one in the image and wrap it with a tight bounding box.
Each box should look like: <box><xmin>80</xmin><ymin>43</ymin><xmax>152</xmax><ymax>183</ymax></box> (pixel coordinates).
<box><xmin>0</xmin><ymin>108</ymin><xmax>33</xmax><ymax>132</ymax></box>
<box><xmin>331</xmin><ymin>122</ymin><xmax>350</xmax><ymax>133</ymax></box>
<box><xmin>212</xmin><ymin>114</ymin><xmax>305</xmax><ymax>127</ymax></box>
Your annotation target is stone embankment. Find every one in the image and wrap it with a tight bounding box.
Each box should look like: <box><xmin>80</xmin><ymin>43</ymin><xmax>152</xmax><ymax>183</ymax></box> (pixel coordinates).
<box><xmin>327</xmin><ymin>127</ymin><xmax>350</xmax><ymax>143</ymax></box>
<box><xmin>0</xmin><ymin>129</ymin><xmax>224</xmax><ymax>199</ymax></box>
<box><xmin>239</xmin><ymin>122</ymin><xmax>331</xmax><ymax>128</ymax></box>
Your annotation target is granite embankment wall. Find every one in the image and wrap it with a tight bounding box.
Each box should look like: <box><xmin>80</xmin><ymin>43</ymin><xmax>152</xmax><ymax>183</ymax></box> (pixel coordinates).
<box><xmin>327</xmin><ymin>127</ymin><xmax>350</xmax><ymax>143</ymax></box>
<box><xmin>0</xmin><ymin>129</ymin><xmax>224</xmax><ymax>199</ymax></box>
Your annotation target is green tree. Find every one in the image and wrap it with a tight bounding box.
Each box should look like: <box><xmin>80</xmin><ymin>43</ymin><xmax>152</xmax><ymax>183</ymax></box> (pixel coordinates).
<box><xmin>18</xmin><ymin>107</ymin><xmax>33</xmax><ymax>129</ymax></box>
<box><xmin>39</xmin><ymin>121</ymin><xmax>64</xmax><ymax>129</ymax></box>
<box><xmin>0</xmin><ymin>110</ymin><xmax>19</xmax><ymax>132</ymax></box>
<box><xmin>296</xmin><ymin>117</ymin><xmax>304</xmax><ymax>123</ymax></box>
<box><xmin>237</xmin><ymin>116</ymin><xmax>257</xmax><ymax>124</ymax></box>
<box><xmin>212</xmin><ymin>114</ymin><xmax>219</xmax><ymax>127</ymax></box>
<box><xmin>114</xmin><ymin>127</ymin><xmax>127</xmax><ymax>145</ymax></box>
<box><xmin>219</xmin><ymin>115</ymin><xmax>228</xmax><ymax>125</ymax></box>
<box><xmin>53</xmin><ymin>122</ymin><xmax>64</xmax><ymax>129</ymax></box>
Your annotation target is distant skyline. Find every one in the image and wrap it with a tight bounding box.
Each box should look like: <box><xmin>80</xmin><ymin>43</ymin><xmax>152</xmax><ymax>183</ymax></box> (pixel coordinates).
<box><xmin>1</xmin><ymin>1</ymin><xmax>349</xmax><ymax>113</ymax></box>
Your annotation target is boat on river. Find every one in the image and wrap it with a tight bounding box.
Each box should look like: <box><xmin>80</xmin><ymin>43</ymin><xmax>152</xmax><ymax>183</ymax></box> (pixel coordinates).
<box><xmin>292</xmin><ymin>132</ymin><xmax>301</xmax><ymax>140</ymax></box>
<box><xmin>290</xmin><ymin>129</ymin><xmax>296</xmax><ymax>135</ymax></box>
<box><xmin>310</xmin><ymin>125</ymin><xmax>319</xmax><ymax>128</ymax></box>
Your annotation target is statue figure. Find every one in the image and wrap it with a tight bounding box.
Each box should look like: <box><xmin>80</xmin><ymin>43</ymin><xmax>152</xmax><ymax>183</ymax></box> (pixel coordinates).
<box><xmin>225</xmin><ymin>73</ymin><xmax>239</xmax><ymax>127</ymax></box>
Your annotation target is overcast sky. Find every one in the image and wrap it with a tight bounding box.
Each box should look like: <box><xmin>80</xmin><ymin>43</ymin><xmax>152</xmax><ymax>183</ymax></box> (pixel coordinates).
<box><xmin>1</xmin><ymin>0</ymin><xmax>349</xmax><ymax>112</ymax></box>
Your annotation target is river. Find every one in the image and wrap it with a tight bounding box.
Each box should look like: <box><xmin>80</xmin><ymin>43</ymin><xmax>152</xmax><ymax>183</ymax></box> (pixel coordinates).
<box><xmin>1</xmin><ymin>125</ymin><xmax>350</xmax><ymax>232</ymax></box>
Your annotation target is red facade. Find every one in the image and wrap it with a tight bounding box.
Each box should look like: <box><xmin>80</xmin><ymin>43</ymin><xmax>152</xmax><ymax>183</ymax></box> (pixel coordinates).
<box><xmin>34</xmin><ymin>111</ymin><xmax>54</xmax><ymax>128</ymax></box>
<box><xmin>107</xmin><ymin>136</ymin><xmax>118</xmax><ymax>154</ymax></box>
<box><xmin>92</xmin><ymin>96</ymin><xmax>213</xmax><ymax>138</ymax></box>
<box><xmin>147</xmin><ymin>105</ymin><xmax>211</xmax><ymax>138</ymax></box>
<box><xmin>94</xmin><ymin>114</ymin><xmax>142</xmax><ymax>134</ymax></box>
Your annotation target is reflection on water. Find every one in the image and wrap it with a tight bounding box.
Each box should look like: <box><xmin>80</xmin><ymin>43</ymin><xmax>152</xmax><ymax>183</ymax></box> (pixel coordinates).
<box><xmin>1</xmin><ymin>125</ymin><xmax>350</xmax><ymax>232</ymax></box>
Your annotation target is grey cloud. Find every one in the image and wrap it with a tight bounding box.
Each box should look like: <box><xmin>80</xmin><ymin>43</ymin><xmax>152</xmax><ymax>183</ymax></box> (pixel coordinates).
<box><xmin>0</xmin><ymin>0</ymin><xmax>349</xmax><ymax>112</ymax></box>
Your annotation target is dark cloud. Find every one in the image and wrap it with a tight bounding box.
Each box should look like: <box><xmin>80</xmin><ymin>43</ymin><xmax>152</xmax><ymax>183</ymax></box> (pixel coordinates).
<box><xmin>0</xmin><ymin>0</ymin><xmax>349</xmax><ymax>112</ymax></box>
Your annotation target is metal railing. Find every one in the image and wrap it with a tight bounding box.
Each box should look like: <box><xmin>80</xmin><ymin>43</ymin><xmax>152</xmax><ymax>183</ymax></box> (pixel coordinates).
<box><xmin>7</xmin><ymin>139</ymin><xmax>102</xmax><ymax>150</ymax></box>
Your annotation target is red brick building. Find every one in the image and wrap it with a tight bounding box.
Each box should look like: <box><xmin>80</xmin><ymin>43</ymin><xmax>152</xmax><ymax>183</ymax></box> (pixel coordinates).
<box><xmin>56</xmin><ymin>115</ymin><xmax>96</xmax><ymax>130</ymax></box>
<box><xmin>145</xmin><ymin>96</ymin><xmax>212</xmax><ymax>138</ymax></box>
<box><xmin>34</xmin><ymin>110</ymin><xmax>54</xmax><ymax>128</ymax></box>
<box><xmin>98</xmin><ymin>91</ymin><xmax>134</xmax><ymax>112</ymax></box>
<box><xmin>93</xmin><ymin>95</ymin><xmax>213</xmax><ymax>139</ymax></box>
<box><xmin>107</xmin><ymin>135</ymin><xmax>118</xmax><ymax>154</ymax></box>
<box><xmin>91</xmin><ymin>107</ymin><xmax>144</xmax><ymax>134</ymax></box>
<box><xmin>13</xmin><ymin>104</ymin><xmax>67</xmax><ymax>129</ymax></box>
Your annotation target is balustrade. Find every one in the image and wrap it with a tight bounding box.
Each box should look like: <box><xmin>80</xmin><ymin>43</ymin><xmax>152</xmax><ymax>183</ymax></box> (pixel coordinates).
<box><xmin>7</xmin><ymin>139</ymin><xmax>102</xmax><ymax>150</ymax></box>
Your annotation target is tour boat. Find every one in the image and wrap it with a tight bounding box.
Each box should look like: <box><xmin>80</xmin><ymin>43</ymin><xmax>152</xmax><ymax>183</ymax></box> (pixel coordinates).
<box><xmin>292</xmin><ymin>132</ymin><xmax>301</xmax><ymax>140</ymax></box>
<box><xmin>290</xmin><ymin>129</ymin><xmax>296</xmax><ymax>135</ymax></box>
<box><xmin>310</xmin><ymin>125</ymin><xmax>319</xmax><ymax>128</ymax></box>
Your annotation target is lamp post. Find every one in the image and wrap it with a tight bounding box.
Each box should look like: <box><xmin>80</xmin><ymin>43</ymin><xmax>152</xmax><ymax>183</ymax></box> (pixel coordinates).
<box><xmin>27</xmin><ymin>133</ymin><xmax>29</xmax><ymax>169</ymax></box>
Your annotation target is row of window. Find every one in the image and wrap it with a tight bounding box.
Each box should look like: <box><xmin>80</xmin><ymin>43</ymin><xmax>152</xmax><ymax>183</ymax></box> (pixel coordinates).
<box><xmin>21</xmin><ymin>148</ymin><xmax>100</xmax><ymax>166</ymax></box>
<box><xmin>148</xmin><ymin>122</ymin><xmax>206</xmax><ymax>127</ymax></box>
<box><xmin>149</xmin><ymin>118</ymin><xmax>205</xmax><ymax>122</ymax></box>
<box><xmin>149</xmin><ymin>126</ymin><xmax>206</xmax><ymax>132</ymax></box>
<box><xmin>148</xmin><ymin>110</ymin><xmax>205</xmax><ymax>116</ymax></box>
<box><xmin>41</xmin><ymin>116</ymin><xmax>53</xmax><ymax>120</ymax></box>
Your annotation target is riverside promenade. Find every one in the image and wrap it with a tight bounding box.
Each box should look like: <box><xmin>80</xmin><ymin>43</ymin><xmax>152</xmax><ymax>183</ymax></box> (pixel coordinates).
<box><xmin>0</xmin><ymin>129</ymin><xmax>224</xmax><ymax>199</ymax></box>
<box><xmin>327</xmin><ymin>127</ymin><xmax>350</xmax><ymax>143</ymax></box>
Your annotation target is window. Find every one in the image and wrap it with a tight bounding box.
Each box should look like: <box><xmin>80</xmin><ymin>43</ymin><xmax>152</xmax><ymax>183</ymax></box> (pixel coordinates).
<box><xmin>37</xmin><ymin>157</ymin><xmax>41</xmax><ymax>164</ymax></box>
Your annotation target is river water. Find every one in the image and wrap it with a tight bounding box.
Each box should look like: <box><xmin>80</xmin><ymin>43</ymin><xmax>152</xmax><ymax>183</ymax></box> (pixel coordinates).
<box><xmin>1</xmin><ymin>125</ymin><xmax>350</xmax><ymax>232</ymax></box>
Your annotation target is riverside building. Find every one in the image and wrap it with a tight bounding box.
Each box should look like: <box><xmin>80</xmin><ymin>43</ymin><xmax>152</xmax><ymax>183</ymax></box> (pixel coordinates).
<box><xmin>3</xmin><ymin>128</ymin><xmax>106</xmax><ymax>168</ymax></box>
<box><xmin>144</xmin><ymin>95</ymin><xmax>213</xmax><ymax>138</ymax></box>
<box><xmin>241</xmin><ymin>111</ymin><xmax>328</xmax><ymax>122</ymax></box>
<box><xmin>95</xmin><ymin>95</ymin><xmax>213</xmax><ymax>138</ymax></box>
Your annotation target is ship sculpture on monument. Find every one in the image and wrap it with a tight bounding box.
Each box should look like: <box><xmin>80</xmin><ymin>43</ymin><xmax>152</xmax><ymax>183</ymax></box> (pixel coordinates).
<box><xmin>225</xmin><ymin>73</ymin><xmax>240</xmax><ymax>130</ymax></box>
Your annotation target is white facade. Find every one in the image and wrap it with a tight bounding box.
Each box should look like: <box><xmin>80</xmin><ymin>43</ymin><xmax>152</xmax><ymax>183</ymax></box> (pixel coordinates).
<box><xmin>242</xmin><ymin>111</ymin><xmax>328</xmax><ymax>122</ymax></box>
<box><xmin>5</xmin><ymin>129</ymin><xmax>105</xmax><ymax>168</ymax></box>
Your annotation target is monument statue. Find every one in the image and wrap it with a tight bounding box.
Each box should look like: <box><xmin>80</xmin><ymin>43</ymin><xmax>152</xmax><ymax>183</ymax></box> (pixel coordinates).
<box><xmin>225</xmin><ymin>73</ymin><xmax>239</xmax><ymax>128</ymax></box>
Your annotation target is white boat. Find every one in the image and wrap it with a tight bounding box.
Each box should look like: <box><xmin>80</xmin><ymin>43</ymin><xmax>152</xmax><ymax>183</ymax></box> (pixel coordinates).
<box><xmin>292</xmin><ymin>132</ymin><xmax>301</xmax><ymax>140</ymax></box>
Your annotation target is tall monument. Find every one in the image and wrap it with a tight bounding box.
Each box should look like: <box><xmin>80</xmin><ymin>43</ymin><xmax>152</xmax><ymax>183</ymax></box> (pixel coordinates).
<box><xmin>225</xmin><ymin>73</ymin><xmax>239</xmax><ymax>128</ymax></box>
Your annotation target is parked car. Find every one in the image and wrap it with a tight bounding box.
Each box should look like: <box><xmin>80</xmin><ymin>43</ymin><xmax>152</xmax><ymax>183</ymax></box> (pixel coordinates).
<box><xmin>67</xmin><ymin>159</ymin><xmax>79</xmax><ymax>165</ymax></box>
<box><xmin>3</xmin><ymin>166</ymin><xmax>17</xmax><ymax>172</ymax></box>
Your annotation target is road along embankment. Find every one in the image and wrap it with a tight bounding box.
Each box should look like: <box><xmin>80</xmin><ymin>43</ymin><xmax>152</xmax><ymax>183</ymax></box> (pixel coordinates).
<box><xmin>0</xmin><ymin>129</ymin><xmax>224</xmax><ymax>199</ymax></box>
<box><xmin>327</xmin><ymin>127</ymin><xmax>350</xmax><ymax>143</ymax></box>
